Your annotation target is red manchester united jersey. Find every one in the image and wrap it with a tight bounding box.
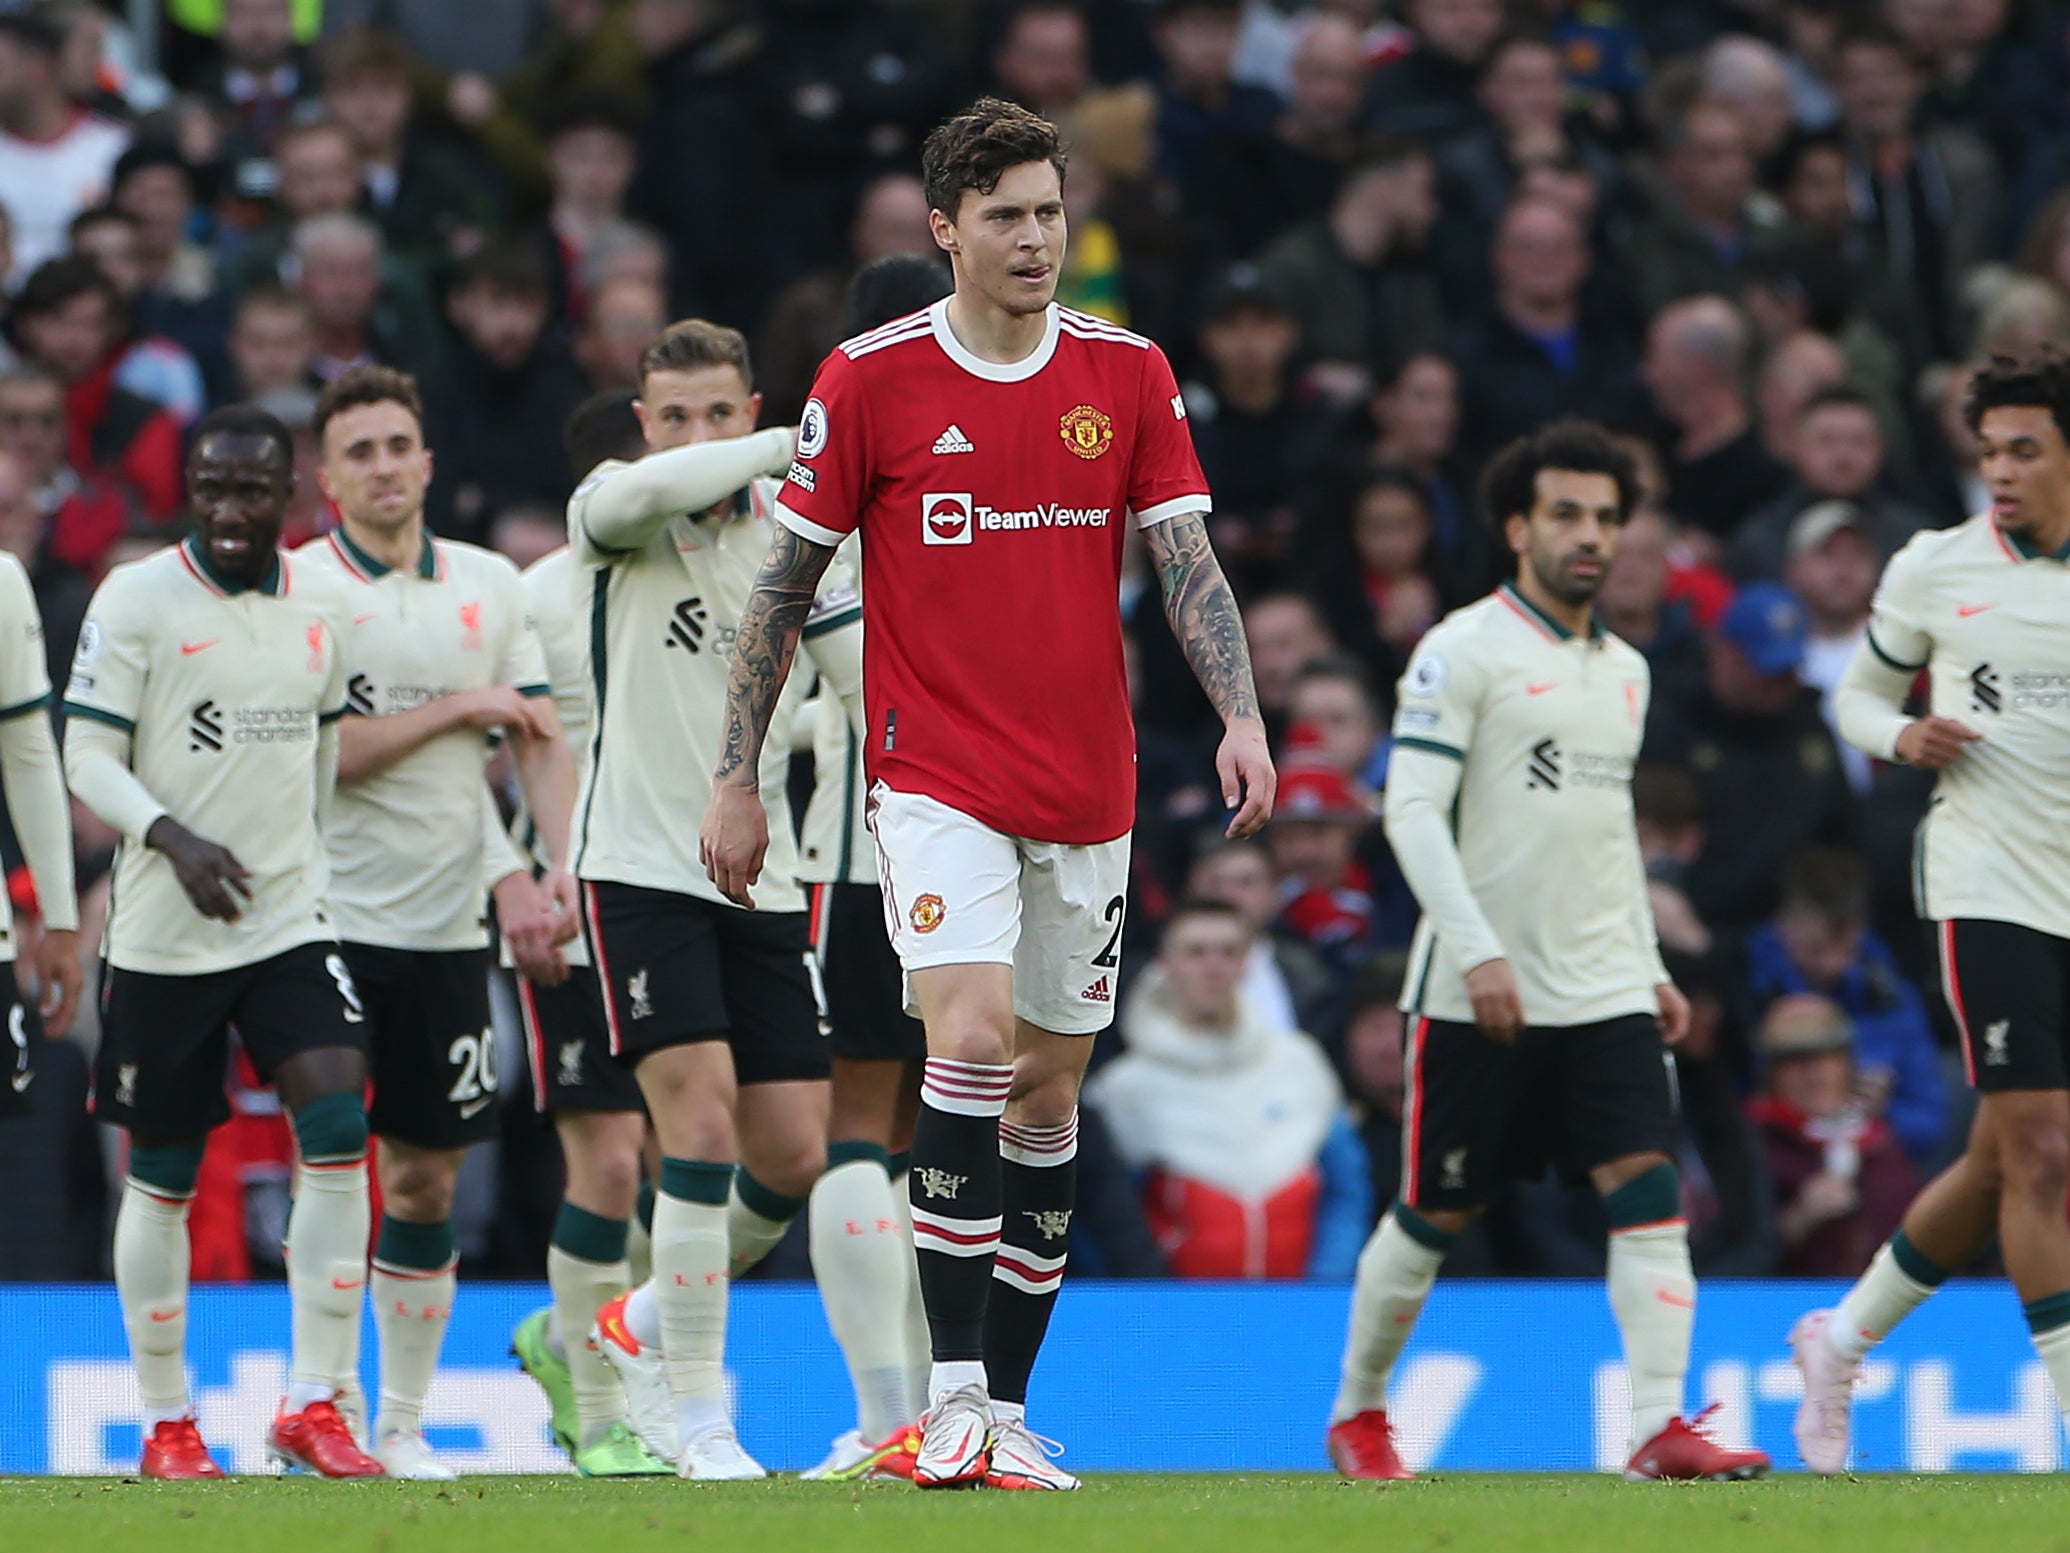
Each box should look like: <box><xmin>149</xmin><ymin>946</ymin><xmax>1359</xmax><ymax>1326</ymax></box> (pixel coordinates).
<box><xmin>776</xmin><ymin>300</ymin><xmax>1210</xmax><ymax>845</ymax></box>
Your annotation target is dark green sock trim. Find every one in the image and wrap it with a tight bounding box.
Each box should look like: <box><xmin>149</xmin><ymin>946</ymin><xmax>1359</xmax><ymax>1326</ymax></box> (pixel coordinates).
<box><xmin>888</xmin><ymin>1150</ymin><xmax>911</xmax><ymax>1177</ymax></box>
<box><xmin>552</xmin><ymin>1201</ymin><xmax>628</xmax><ymax>1264</ymax></box>
<box><xmin>1601</xmin><ymin>1163</ymin><xmax>1681</xmax><ymax>1229</ymax></box>
<box><xmin>290</xmin><ymin>1092</ymin><xmax>367</xmax><ymax>1164</ymax></box>
<box><xmin>828</xmin><ymin>1139</ymin><xmax>891</xmax><ymax>1172</ymax></box>
<box><xmin>734</xmin><ymin>1165</ymin><xmax>807</xmax><ymax>1223</ymax></box>
<box><xmin>1890</xmin><ymin>1227</ymin><xmax>1949</xmax><ymax>1287</ymax></box>
<box><xmin>2025</xmin><ymin>1291</ymin><xmax>2070</xmax><ymax>1336</ymax></box>
<box><xmin>1391</xmin><ymin>1202</ymin><xmax>1458</xmax><ymax>1253</ymax></box>
<box><xmin>129</xmin><ymin>1141</ymin><xmax>205</xmax><ymax>1198</ymax></box>
<box><xmin>635</xmin><ymin>1178</ymin><xmax>655</xmax><ymax>1234</ymax></box>
<box><xmin>658</xmin><ymin>1157</ymin><xmax>732</xmax><ymax>1206</ymax></box>
<box><xmin>375</xmin><ymin>1215</ymin><xmax>454</xmax><ymax>1272</ymax></box>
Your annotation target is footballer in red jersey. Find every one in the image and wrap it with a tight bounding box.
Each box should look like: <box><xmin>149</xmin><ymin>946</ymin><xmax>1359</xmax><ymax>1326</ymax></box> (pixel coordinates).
<box><xmin>701</xmin><ymin>98</ymin><xmax>1273</xmax><ymax>1490</ymax></box>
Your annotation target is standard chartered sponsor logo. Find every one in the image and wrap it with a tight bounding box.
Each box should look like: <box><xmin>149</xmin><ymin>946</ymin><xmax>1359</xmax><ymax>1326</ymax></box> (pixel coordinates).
<box><xmin>232</xmin><ymin>706</ymin><xmax>316</xmax><ymax>744</ymax></box>
<box><xmin>2010</xmin><ymin>670</ymin><xmax>2070</xmax><ymax>709</ymax></box>
<box><xmin>974</xmin><ymin>503</ymin><xmax>1112</xmax><ymax>531</ymax></box>
<box><xmin>1568</xmin><ymin>751</ymin><xmax>1633</xmax><ymax>790</ymax></box>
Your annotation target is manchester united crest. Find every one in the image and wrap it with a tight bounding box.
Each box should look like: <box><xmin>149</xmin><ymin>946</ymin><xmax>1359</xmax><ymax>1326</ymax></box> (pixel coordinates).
<box><xmin>1059</xmin><ymin>404</ymin><xmax>1113</xmax><ymax>460</ymax></box>
<box><xmin>910</xmin><ymin>893</ymin><xmax>946</xmax><ymax>934</ymax></box>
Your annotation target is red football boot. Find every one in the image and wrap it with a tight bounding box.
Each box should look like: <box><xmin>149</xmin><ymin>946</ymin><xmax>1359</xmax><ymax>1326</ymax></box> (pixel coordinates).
<box><xmin>1326</xmin><ymin>1410</ymin><xmax>1416</xmax><ymax>1480</ymax></box>
<box><xmin>268</xmin><ymin>1396</ymin><xmax>386</xmax><ymax>1478</ymax></box>
<box><xmin>1624</xmin><ymin>1404</ymin><xmax>1771</xmax><ymax>1481</ymax></box>
<box><xmin>141</xmin><ymin>1417</ymin><xmax>227</xmax><ymax>1480</ymax></box>
<box><xmin>870</xmin><ymin>1424</ymin><xmax>923</xmax><ymax>1481</ymax></box>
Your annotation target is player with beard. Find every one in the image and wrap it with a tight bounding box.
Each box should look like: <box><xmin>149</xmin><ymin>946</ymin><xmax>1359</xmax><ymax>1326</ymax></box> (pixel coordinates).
<box><xmin>1325</xmin><ymin>420</ymin><xmax>1771</xmax><ymax>1483</ymax></box>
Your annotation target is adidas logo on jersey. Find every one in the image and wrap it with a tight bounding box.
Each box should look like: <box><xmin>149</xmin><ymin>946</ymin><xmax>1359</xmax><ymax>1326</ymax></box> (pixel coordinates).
<box><xmin>932</xmin><ymin>424</ymin><xmax>975</xmax><ymax>455</ymax></box>
<box><xmin>1080</xmin><ymin>976</ymin><xmax>1112</xmax><ymax>1003</ymax></box>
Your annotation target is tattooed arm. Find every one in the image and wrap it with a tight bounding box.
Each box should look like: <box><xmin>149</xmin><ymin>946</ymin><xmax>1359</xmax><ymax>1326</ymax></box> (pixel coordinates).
<box><xmin>1141</xmin><ymin>510</ymin><xmax>1276</xmax><ymax>837</ymax></box>
<box><xmin>700</xmin><ymin>524</ymin><xmax>837</xmax><ymax>905</ymax></box>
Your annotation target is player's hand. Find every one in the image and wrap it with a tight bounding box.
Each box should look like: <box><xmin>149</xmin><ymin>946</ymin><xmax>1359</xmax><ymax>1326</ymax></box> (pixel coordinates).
<box><xmin>1894</xmin><ymin>715</ymin><xmax>1982</xmax><ymax>770</ymax></box>
<box><xmin>700</xmin><ymin>782</ymin><xmax>769</xmax><ymax>909</ymax></box>
<box><xmin>1218</xmin><ymin>716</ymin><xmax>1277</xmax><ymax>839</ymax></box>
<box><xmin>1655</xmin><ymin>981</ymin><xmax>1691</xmax><ymax>1046</ymax></box>
<box><xmin>495</xmin><ymin>872</ymin><xmax>568</xmax><ymax>986</ymax></box>
<box><xmin>454</xmin><ymin>687</ymin><xmax>550</xmax><ymax>740</ymax></box>
<box><xmin>1464</xmin><ymin>958</ymin><xmax>1524</xmax><ymax>1044</ymax></box>
<box><xmin>33</xmin><ymin>927</ymin><xmax>81</xmax><ymax>1038</ymax></box>
<box><xmin>539</xmin><ymin>867</ymin><xmax>581</xmax><ymax>947</ymax></box>
<box><xmin>146</xmin><ymin>817</ymin><xmax>252</xmax><ymax>922</ymax></box>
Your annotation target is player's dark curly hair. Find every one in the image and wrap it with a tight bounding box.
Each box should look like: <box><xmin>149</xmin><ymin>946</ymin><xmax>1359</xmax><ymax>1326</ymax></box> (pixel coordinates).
<box><xmin>920</xmin><ymin>97</ymin><xmax>1067</xmax><ymax>219</ymax></box>
<box><xmin>1479</xmin><ymin>418</ymin><xmax>1638</xmax><ymax>536</ymax></box>
<box><xmin>191</xmin><ymin>403</ymin><xmax>294</xmax><ymax>474</ymax></box>
<box><xmin>1963</xmin><ymin>348</ymin><xmax>2070</xmax><ymax>446</ymax></box>
<box><xmin>314</xmin><ymin>363</ymin><xmax>424</xmax><ymax>441</ymax></box>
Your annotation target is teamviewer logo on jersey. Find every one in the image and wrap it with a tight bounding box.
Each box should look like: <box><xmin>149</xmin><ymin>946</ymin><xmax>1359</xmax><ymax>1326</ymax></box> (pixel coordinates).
<box><xmin>923</xmin><ymin>492</ymin><xmax>974</xmax><ymax>546</ymax></box>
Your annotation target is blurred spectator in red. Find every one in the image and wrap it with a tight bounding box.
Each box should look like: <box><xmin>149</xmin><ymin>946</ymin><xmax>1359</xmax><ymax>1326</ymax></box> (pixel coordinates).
<box><xmin>226</xmin><ymin>281</ymin><xmax>314</xmax><ymax>401</ymax></box>
<box><xmin>1269</xmin><ymin>761</ymin><xmax>1386</xmax><ymax>975</ymax></box>
<box><xmin>1287</xmin><ymin>656</ymin><xmax>1390</xmax><ymax>797</ymax></box>
<box><xmin>1256</xmin><ymin>136</ymin><xmax>1441</xmax><ymax>402</ymax></box>
<box><xmin>574</xmin><ymin>272</ymin><xmax>667</xmax><ymax>392</ymax></box>
<box><xmin>1182</xmin><ymin>264</ymin><xmax>1325</xmax><ymax>589</ymax></box>
<box><xmin>321</xmin><ymin>26</ymin><xmax>503</xmax><ymax>268</ymax></box>
<box><xmin>1363</xmin><ymin>0</ymin><xmax>1504</xmax><ymax>144</ymax></box>
<box><xmin>0</xmin><ymin>13</ymin><xmax>127</xmax><ymax>289</ymax></box>
<box><xmin>11</xmin><ymin>256</ymin><xmax>180</xmax><ymax>531</ymax></box>
<box><xmin>1782</xmin><ymin>501</ymin><xmax>1879</xmax><ymax>793</ymax></box>
<box><xmin>1832</xmin><ymin>23</ymin><xmax>1998</xmax><ymax>364</ymax></box>
<box><xmin>65</xmin><ymin>209</ymin><xmax>207</xmax><ymax>423</ymax></box>
<box><xmin>1147</xmin><ymin>0</ymin><xmax>1278</xmax><ymax>187</ymax></box>
<box><xmin>1729</xmin><ymin>386</ymin><xmax>1935</xmax><ymax>582</ymax></box>
<box><xmin>1450</xmin><ymin>196</ymin><xmax>1644</xmax><ymax>467</ymax></box>
<box><xmin>425</xmin><ymin>245</ymin><xmax>588</xmax><ymax>545</ymax></box>
<box><xmin>537</xmin><ymin>93</ymin><xmax>642</xmax><ymax>327</ymax></box>
<box><xmin>991</xmin><ymin>0</ymin><xmax>1091</xmax><ymax>118</ymax></box>
<box><xmin>1643</xmin><ymin>581</ymin><xmax>1854</xmax><ymax>939</ymax></box>
<box><xmin>1743</xmin><ymin>848</ymin><xmax>1947</xmax><ymax>1166</ymax></box>
<box><xmin>1748</xmin><ymin>993</ymin><xmax>1917</xmax><ymax>1277</ymax></box>
<box><xmin>0</xmin><ymin>363</ymin><xmax>132</xmax><ymax>582</ymax></box>
<box><xmin>1306</xmin><ymin>469</ymin><xmax>1440</xmax><ymax>681</ymax></box>
<box><xmin>1091</xmin><ymin>898</ymin><xmax>1371</xmax><ymax>1279</ymax></box>
<box><xmin>756</xmin><ymin>174</ymin><xmax>935</xmax><ymax>425</ymax></box>
<box><xmin>1631</xmin><ymin>98</ymin><xmax>1779</xmax><ymax>320</ymax></box>
<box><xmin>1640</xmin><ymin>294</ymin><xmax>1787</xmax><ymax>544</ymax></box>
<box><xmin>1193</xmin><ymin>10</ymin><xmax>1371</xmax><ymax>265</ymax></box>
<box><xmin>1188</xmin><ymin>835</ymin><xmax>1340</xmax><ymax>1045</ymax></box>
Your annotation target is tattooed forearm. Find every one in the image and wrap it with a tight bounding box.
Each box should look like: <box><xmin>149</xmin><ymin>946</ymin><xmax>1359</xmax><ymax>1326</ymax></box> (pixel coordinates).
<box><xmin>1146</xmin><ymin>511</ymin><xmax>1261</xmax><ymax>723</ymax></box>
<box><xmin>714</xmin><ymin>526</ymin><xmax>836</xmax><ymax>787</ymax></box>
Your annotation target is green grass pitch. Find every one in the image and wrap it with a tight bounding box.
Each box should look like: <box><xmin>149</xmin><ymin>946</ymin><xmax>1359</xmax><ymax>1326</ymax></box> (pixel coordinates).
<box><xmin>7</xmin><ymin>1473</ymin><xmax>2070</xmax><ymax>1553</ymax></box>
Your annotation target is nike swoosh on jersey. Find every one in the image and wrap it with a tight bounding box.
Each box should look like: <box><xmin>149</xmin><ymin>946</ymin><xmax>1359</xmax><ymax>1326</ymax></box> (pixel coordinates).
<box><xmin>180</xmin><ymin>639</ymin><xmax>220</xmax><ymax>655</ymax></box>
<box><xmin>331</xmin><ymin>1276</ymin><xmax>363</xmax><ymax>1290</ymax></box>
<box><xmin>352</xmin><ymin>613</ymin><xmax>377</xmax><ymax>625</ymax></box>
<box><xmin>149</xmin><ymin>1307</ymin><xmax>184</xmax><ymax>1322</ymax></box>
<box><xmin>1956</xmin><ymin>603</ymin><xmax>1999</xmax><ymax>617</ymax></box>
<box><xmin>1525</xmin><ymin>681</ymin><xmax>1559</xmax><ymax>696</ymax></box>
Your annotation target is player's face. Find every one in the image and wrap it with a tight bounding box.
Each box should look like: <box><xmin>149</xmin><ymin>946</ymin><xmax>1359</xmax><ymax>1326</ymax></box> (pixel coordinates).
<box><xmin>1977</xmin><ymin>405</ymin><xmax>2070</xmax><ymax>538</ymax></box>
<box><xmin>638</xmin><ymin>365</ymin><xmax>761</xmax><ymax>461</ymax></box>
<box><xmin>1509</xmin><ymin>468</ymin><xmax>1625</xmax><ymax>608</ymax></box>
<box><xmin>934</xmin><ymin>159</ymin><xmax>1067</xmax><ymax>319</ymax></box>
<box><xmin>318</xmin><ymin>399</ymin><xmax>433</xmax><ymax>535</ymax></box>
<box><xmin>188</xmin><ymin>431</ymin><xmax>291</xmax><ymax>585</ymax></box>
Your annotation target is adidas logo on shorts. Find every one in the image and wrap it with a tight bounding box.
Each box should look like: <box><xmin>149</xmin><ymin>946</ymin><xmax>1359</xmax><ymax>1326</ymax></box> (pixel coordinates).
<box><xmin>932</xmin><ymin>424</ymin><xmax>975</xmax><ymax>455</ymax></box>
<box><xmin>1080</xmin><ymin>976</ymin><xmax>1111</xmax><ymax>1003</ymax></box>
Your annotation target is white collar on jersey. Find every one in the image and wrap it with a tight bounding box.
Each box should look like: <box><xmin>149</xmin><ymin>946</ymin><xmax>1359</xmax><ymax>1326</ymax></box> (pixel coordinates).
<box><xmin>928</xmin><ymin>297</ymin><xmax>1060</xmax><ymax>383</ymax></box>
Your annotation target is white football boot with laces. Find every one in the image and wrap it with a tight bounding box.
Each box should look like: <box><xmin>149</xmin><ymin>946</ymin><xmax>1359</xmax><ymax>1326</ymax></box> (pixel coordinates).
<box><xmin>1790</xmin><ymin>1309</ymin><xmax>1860</xmax><ymax>1475</ymax></box>
<box><xmin>913</xmin><ymin>1383</ymin><xmax>991</xmax><ymax>1489</ymax></box>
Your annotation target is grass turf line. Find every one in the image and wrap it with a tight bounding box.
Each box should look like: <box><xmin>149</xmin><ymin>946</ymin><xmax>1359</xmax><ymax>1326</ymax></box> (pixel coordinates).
<box><xmin>3</xmin><ymin>1473</ymin><xmax>2064</xmax><ymax>1553</ymax></box>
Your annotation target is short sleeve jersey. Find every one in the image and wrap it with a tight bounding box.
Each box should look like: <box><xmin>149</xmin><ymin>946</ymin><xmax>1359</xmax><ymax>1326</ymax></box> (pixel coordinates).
<box><xmin>1859</xmin><ymin>513</ymin><xmax>2070</xmax><ymax>936</ymax></box>
<box><xmin>64</xmin><ymin>540</ymin><xmax>348</xmax><ymax>975</ymax></box>
<box><xmin>0</xmin><ymin>553</ymin><xmax>55</xmax><ymax>957</ymax></box>
<box><xmin>296</xmin><ymin>529</ymin><xmax>551</xmax><ymax>951</ymax></box>
<box><xmin>774</xmin><ymin>300</ymin><xmax>1211</xmax><ymax>846</ymax></box>
<box><xmin>1391</xmin><ymin>584</ymin><xmax>1662</xmax><ymax>1026</ymax></box>
<box><xmin>570</xmin><ymin>473</ymin><xmax>859</xmax><ymax>914</ymax></box>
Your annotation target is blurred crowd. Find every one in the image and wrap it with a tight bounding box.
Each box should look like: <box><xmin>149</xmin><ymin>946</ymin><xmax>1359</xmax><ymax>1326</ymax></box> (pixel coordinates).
<box><xmin>0</xmin><ymin>0</ymin><xmax>2057</xmax><ymax>1286</ymax></box>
